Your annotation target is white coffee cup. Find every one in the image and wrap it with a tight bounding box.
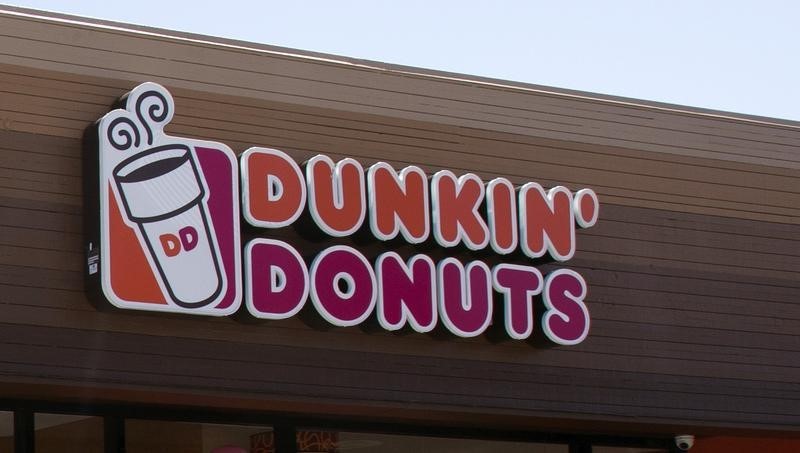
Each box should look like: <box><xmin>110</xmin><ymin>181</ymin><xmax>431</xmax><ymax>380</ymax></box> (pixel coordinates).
<box><xmin>113</xmin><ymin>145</ymin><xmax>224</xmax><ymax>307</ymax></box>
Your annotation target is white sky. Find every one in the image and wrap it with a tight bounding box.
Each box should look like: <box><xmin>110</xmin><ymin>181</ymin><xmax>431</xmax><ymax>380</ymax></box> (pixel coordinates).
<box><xmin>4</xmin><ymin>0</ymin><xmax>800</xmax><ymax>121</ymax></box>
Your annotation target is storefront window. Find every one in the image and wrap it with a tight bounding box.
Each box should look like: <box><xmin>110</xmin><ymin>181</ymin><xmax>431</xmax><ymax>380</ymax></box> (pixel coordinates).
<box><xmin>34</xmin><ymin>414</ymin><xmax>102</xmax><ymax>453</ymax></box>
<box><xmin>294</xmin><ymin>430</ymin><xmax>567</xmax><ymax>453</ymax></box>
<box><xmin>126</xmin><ymin>419</ymin><xmax>272</xmax><ymax>453</ymax></box>
<box><xmin>593</xmin><ymin>447</ymin><xmax>668</xmax><ymax>453</ymax></box>
<box><xmin>0</xmin><ymin>411</ymin><xmax>12</xmax><ymax>451</ymax></box>
<box><xmin>0</xmin><ymin>411</ymin><xmax>670</xmax><ymax>453</ymax></box>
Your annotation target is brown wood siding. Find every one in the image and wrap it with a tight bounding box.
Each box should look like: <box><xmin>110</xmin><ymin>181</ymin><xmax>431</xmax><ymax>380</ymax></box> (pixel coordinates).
<box><xmin>0</xmin><ymin>7</ymin><xmax>798</xmax><ymax>437</ymax></box>
<box><xmin>0</xmin><ymin>9</ymin><xmax>799</xmax><ymax>172</ymax></box>
<box><xmin>0</xmin><ymin>65</ymin><xmax>798</xmax><ymax>226</ymax></box>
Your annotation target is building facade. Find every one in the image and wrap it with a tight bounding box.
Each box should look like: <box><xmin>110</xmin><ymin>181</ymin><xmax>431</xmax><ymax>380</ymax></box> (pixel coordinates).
<box><xmin>0</xmin><ymin>6</ymin><xmax>798</xmax><ymax>453</ymax></box>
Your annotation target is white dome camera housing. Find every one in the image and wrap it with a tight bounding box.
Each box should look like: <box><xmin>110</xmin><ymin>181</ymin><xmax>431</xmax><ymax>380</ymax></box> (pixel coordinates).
<box><xmin>674</xmin><ymin>435</ymin><xmax>695</xmax><ymax>451</ymax></box>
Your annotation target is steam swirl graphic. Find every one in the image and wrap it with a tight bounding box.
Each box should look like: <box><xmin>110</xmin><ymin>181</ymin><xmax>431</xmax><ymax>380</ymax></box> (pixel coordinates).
<box><xmin>107</xmin><ymin>116</ymin><xmax>141</xmax><ymax>151</ymax></box>
<box><xmin>103</xmin><ymin>84</ymin><xmax>173</xmax><ymax>151</ymax></box>
<box><xmin>135</xmin><ymin>90</ymin><xmax>170</xmax><ymax>146</ymax></box>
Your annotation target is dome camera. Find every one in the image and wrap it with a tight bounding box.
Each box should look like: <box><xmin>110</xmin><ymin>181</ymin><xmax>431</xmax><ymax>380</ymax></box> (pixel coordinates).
<box><xmin>674</xmin><ymin>435</ymin><xmax>695</xmax><ymax>451</ymax></box>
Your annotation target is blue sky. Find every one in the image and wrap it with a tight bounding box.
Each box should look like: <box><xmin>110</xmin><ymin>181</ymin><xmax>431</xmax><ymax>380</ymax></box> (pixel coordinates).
<box><xmin>5</xmin><ymin>0</ymin><xmax>800</xmax><ymax>121</ymax></box>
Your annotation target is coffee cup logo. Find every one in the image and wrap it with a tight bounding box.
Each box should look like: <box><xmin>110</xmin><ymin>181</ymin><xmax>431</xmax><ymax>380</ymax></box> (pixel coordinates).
<box><xmin>94</xmin><ymin>82</ymin><xmax>241</xmax><ymax>315</ymax></box>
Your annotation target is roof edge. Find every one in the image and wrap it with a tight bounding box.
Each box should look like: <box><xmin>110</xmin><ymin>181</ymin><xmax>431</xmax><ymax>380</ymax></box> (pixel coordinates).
<box><xmin>0</xmin><ymin>4</ymin><xmax>798</xmax><ymax>129</ymax></box>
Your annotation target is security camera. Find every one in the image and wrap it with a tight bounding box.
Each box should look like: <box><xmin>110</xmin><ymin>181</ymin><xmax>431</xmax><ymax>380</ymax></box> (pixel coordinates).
<box><xmin>674</xmin><ymin>435</ymin><xmax>695</xmax><ymax>451</ymax></box>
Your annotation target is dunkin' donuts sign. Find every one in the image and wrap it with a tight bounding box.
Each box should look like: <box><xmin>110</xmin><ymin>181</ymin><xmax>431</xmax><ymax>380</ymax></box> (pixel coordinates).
<box><xmin>85</xmin><ymin>83</ymin><xmax>599</xmax><ymax>345</ymax></box>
